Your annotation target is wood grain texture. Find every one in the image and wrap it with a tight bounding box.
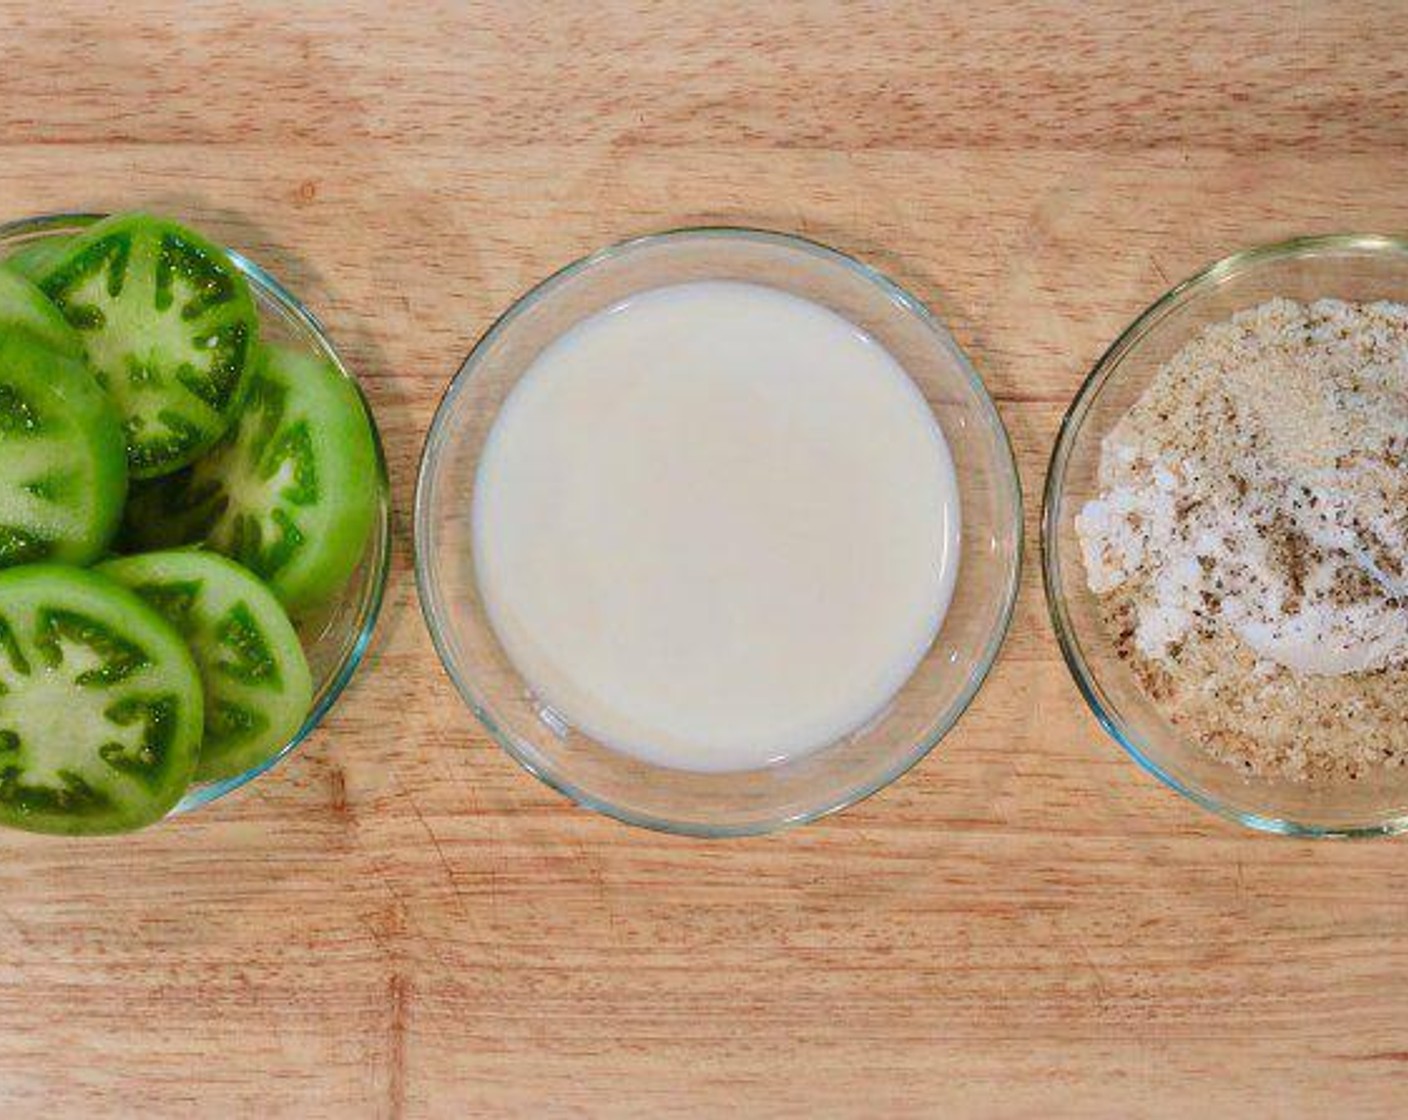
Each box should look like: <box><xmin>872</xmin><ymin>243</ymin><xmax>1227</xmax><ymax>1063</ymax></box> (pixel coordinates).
<box><xmin>3</xmin><ymin>2</ymin><xmax>1408</xmax><ymax>1116</ymax></box>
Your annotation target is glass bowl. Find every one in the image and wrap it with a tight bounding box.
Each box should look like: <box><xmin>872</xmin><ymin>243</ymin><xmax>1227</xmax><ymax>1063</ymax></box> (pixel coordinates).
<box><xmin>0</xmin><ymin>212</ymin><xmax>392</xmax><ymax>816</ymax></box>
<box><xmin>1043</xmin><ymin>233</ymin><xmax>1408</xmax><ymax>837</ymax></box>
<box><xmin>416</xmin><ymin>227</ymin><xmax>1022</xmax><ymax>836</ymax></box>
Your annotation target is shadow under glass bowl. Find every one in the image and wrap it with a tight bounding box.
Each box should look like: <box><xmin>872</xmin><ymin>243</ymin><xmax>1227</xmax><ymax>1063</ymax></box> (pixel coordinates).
<box><xmin>0</xmin><ymin>212</ymin><xmax>392</xmax><ymax>817</ymax></box>
<box><xmin>415</xmin><ymin>227</ymin><xmax>1022</xmax><ymax>837</ymax></box>
<box><xmin>1043</xmin><ymin>233</ymin><xmax>1408</xmax><ymax>838</ymax></box>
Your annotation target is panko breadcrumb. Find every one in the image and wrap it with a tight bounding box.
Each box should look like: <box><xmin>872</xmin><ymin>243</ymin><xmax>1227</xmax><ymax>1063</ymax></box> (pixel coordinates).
<box><xmin>1076</xmin><ymin>297</ymin><xmax>1408</xmax><ymax>782</ymax></box>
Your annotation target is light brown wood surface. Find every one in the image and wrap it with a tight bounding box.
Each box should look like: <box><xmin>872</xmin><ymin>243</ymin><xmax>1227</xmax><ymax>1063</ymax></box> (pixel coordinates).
<box><xmin>3</xmin><ymin>2</ymin><xmax>1408</xmax><ymax>1116</ymax></box>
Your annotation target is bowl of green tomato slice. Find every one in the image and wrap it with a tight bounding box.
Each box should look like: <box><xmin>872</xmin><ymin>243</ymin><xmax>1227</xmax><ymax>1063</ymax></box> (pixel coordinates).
<box><xmin>0</xmin><ymin>212</ymin><xmax>391</xmax><ymax>834</ymax></box>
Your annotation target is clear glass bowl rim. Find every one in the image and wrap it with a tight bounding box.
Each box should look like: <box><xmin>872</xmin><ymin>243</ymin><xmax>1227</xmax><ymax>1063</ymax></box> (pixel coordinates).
<box><xmin>414</xmin><ymin>225</ymin><xmax>1024</xmax><ymax>837</ymax></box>
<box><xmin>0</xmin><ymin>210</ymin><xmax>394</xmax><ymax>815</ymax></box>
<box><xmin>1041</xmin><ymin>231</ymin><xmax>1408</xmax><ymax>839</ymax></box>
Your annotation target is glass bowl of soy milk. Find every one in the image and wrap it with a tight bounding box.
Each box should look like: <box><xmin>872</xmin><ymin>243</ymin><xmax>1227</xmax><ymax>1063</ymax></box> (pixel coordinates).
<box><xmin>415</xmin><ymin>228</ymin><xmax>1021</xmax><ymax>835</ymax></box>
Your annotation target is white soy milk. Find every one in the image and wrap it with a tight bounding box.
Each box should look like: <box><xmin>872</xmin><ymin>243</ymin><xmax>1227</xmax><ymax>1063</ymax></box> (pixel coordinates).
<box><xmin>472</xmin><ymin>281</ymin><xmax>960</xmax><ymax>772</ymax></box>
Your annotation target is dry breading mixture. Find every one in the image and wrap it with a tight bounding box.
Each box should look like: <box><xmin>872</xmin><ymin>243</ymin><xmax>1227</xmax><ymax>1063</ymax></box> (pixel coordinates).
<box><xmin>1076</xmin><ymin>297</ymin><xmax>1408</xmax><ymax>781</ymax></box>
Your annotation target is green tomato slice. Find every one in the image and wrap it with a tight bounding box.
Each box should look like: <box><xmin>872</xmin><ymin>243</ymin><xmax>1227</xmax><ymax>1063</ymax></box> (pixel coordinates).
<box><xmin>98</xmin><ymin>550</ymin><xmax>313</xmax><ymax>784</ymax></box>
<box><xmin>123</xmin><ymin>344</ymin><xmax>379</xmax><ymax>614</ymax></box>
<box><xmin>0</xmin><ymin>269</ymin><xmax>84</xmax><ymax>360</ymax></box>
<box><xmin>0</xmin><ymin>331</ymin><xmax>128</xmax><ymax>568</ymax></box>
<box><xmin>0</xmin><ymin>565</ymin><xmax>202</xmax><ymax>834</ymax></box>
<box><xmin>36</xmin><ymin>212</ymin><xmax>259</xmax><ymax>480</ymax></box>
<box><xmin>3</xmin><ymin>236</ymin><xmax>75</xmax><ymax>285</ymax></box>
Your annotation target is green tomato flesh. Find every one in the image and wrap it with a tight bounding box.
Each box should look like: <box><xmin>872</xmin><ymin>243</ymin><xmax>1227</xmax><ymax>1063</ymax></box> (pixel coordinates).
<box><xmin>0</xmin><ymin>330</ymin><xmax>128</xmax><ymax>568</ymax></box>
<box><xmin>3</xmin><ymin>236</ymin><xmax>75</xmax><ymax>284</ymax></box>
<box><xmin>99</xmin><ymin>550</ymin><xmax>313</xmax><ymax>784</ymax></box>
<box><xmin>123</xmin><ymin>344</ymin><xmax>379</xmax><ymax>614</ymax></box>
<box><xmin>0</xmin><ymin>565</ymin><xmax>203</xmax><ymax>835</ymax></box>
<box><xmin>0</xmin><ymin>268</ymin><xmax>85</xmax><ymax>360</ymax></box>
<box><xmin>37</xmin><ymin>212</ymin><xmax>259</xmax><ymax>480</ymax></box>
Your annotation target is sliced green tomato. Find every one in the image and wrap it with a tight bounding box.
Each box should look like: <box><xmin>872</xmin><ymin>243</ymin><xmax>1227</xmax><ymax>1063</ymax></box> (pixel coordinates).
<box><xmin>97</xmin><ymin>550</ymin><xmax>312</xmax><ymax>783</ymax></box>
<box><xmin>0</xmin><ymin>331</ymin><xmax>128</xmax><ymax>568</ymax></box>
<box><xmin>0</xmin><ymin>565</ymin><xmax>202</xmax><ymax>834</ymax></box>
<box><xmin>3</xmin><ymin>236</ymin><xmax>75</xmax><ymax>284</ymax></box>
<box><xmin>37</xmin><ymin>212</ymin><xmax>259</xmax><ymax>480</ymax></box>
<box><xmin>123</xmin><ymin>344</ymin><xmax>379</xmax><ymax>614</ymax></box>
<box><xmin>0</xmin><ymin>268</ymin><xmax>84</xmax><ymax>359</ymax></box>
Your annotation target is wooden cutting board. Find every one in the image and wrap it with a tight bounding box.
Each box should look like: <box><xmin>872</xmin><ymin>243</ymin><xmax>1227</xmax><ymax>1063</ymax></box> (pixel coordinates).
<box><xmin>2</xmin><ymin>2</ymin><xmax>1407</xmax><ymax>1116</ymax></box>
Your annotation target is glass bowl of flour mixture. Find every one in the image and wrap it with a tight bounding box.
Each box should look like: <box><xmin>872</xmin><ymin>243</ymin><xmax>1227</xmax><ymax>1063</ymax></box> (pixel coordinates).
<box><xmin>1045</xmin><ymin>234</ymin><xmax>1408</xmax><ymax>836</ymax></box>
<box><xmin>417</xmin><ymin>229</ymin><xmax>1022</xmax><ymax>836</ymax></box>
